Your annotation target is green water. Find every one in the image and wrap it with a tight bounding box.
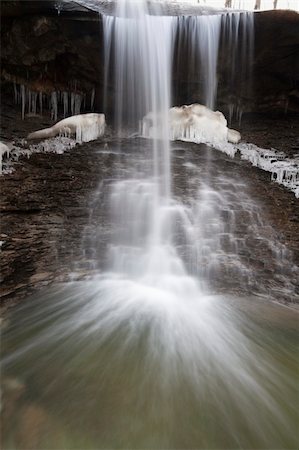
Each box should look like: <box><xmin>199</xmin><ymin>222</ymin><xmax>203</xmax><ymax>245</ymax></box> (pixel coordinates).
<box><xmin>1</xmin><ymin>282</ymin><xmax>298</xmax><ymax>449</ymax></box>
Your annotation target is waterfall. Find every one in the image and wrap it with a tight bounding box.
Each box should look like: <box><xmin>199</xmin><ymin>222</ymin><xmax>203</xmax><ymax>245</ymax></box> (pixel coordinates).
<box><xmin>2</xmin><ymin>3</ymin><xmax>298</xmax><ymax>448</ymax></box>
<box><xmin>175</xmin><ymin>15</ymin><xmax>222</xmax><ymax>110</ymax></box>
<box><xmin>221</xmin><ymin>11</ymin><xmax>254</xmax><ymax>124</ymax></box>
<box><xmin>103</xmin><ymin>2</ymin><xmax>185</xmax><ymax>282</ymax></box>
<box><xmin>172</xmin><ymin>11</ymin><xmax>253</xmax><ymax>118</ymax></box>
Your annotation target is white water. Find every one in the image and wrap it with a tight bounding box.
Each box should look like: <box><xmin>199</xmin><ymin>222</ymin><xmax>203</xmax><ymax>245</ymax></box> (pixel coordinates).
<box><xmin>102</xmin><ymin>3</ymin><xmax>224</xmax><ymax>317</ymax></box>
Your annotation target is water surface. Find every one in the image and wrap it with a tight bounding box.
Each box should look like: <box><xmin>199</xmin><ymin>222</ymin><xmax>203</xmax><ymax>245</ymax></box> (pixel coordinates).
<box><xmin>2</xmin><ymin>282</ymin><xmax>298</xmax><ymax>449</ymax></box>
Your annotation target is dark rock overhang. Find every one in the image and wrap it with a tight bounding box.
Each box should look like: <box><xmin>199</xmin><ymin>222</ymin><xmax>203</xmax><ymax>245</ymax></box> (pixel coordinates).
<box><xmin>1</xmin><ymin>0</ymin><xmax>298</xmax><ymax>114</ymax></box>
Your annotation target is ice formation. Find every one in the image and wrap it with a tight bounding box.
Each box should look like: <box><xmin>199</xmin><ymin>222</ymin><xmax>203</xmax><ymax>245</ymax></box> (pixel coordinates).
<box><xmin>51</xmin><ymin>92</ymin><xmax>58</xmax><ymax>121</ymax></box>
<box><xmin>13</xmin><ymin>83</ymin><xmax>94</xmax><ymax>120</ymax></box>
<box><xmin>0</xmin><ymin>137</ymin><xmax>77</xmax><ymax>175</ymax></box>
<box><xmin>0</xmin><ymin>142</ymin><xmax>12</xmax><ymax>174</ymax></box>
<box><xmin>27</xmin><ymin>113</ymin><xmax>106</xmax><ymax>143</ymax></box>
<box><xmin>236</xmin><ymin>143</ymin><xmax>299</xmax><ymax>198</ymax></box>
<box><xmin>90</xmin><ymin>88</ymin><xmax>95</xmax><ymax>111</ymax></box>
<box><xmin>142</xmin><ymin>103</ymin><xmax>241</xmax><ymax>145</ymax></box>
<box><xmin>142</xmin><ymin>104</ymin><xmax>298</xmax><ymax>197</ymax></box>
<box><xmin>1</xmin><ymin>113</ymin><xmax>105</xmax><ymax>175</ymax></box>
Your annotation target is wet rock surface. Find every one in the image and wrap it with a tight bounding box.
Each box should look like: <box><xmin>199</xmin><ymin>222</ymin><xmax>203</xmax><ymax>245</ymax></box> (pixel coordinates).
<box><xmin>0</xmin><ymin>109</ymin><xmax>298</xmax><ymax>308</ymax></box>
<box><xmin>238</xmin><ymin>113</ymin><xmax>299</xmax><ymax>159</ymax></box>
<box><xmin>0</xmin><ymin>136</ymin><xmax>113</xmax><ymax>306</ymax></box>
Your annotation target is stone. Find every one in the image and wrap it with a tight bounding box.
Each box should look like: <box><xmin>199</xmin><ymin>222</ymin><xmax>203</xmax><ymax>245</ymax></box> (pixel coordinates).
<box><xmin>29</xmin><ymin>272</ymin><xmax>53</xmax><ymax>283</ymax></box>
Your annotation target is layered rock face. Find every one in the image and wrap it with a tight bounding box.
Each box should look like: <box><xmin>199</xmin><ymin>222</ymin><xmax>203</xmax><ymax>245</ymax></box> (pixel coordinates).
<box><xmin>1</xmin><ymin>0</ymin><xmax>103</xmax><ymax>118</ymax></box>
<box><xmin>1</xmin><ymin>1</ymin><xmax>299</xmax><ymax>120</ymax></box>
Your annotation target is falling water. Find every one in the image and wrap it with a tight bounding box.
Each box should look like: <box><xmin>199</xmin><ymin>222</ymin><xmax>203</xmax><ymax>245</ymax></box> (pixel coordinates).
<box><xmin>103</xmin><ymin>0</ymin><xmax>175</xmax><ymax>276</ymax></box>
<box><xmin>221</xmin><ymin>11</ymin><xmax>254</xmax><ymax>124</ymax></box>
<box><xmin>175</xmin><ymin>15</ymin><xmax>222</xmax><ymax>109</ymax></box>
<box><xmin>172</xmin><ymin>11</ymin><xmax>253</xmax><ymax>118</ymax></box>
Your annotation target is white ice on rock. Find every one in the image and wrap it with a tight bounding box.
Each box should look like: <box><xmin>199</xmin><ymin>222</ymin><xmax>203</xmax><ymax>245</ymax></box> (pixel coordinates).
<box><xmin>27</xmin><ymin>113</ymin><xmax>106</xmax><ymax>143</ymax></box>
<box><xmin>0</xmin><ymin>142</ymin><xmax>12</xmax><ymax>174</ymax></box>
<box><xmin>0</xmin><ymin>137</ymin><xmax>77</xmax><ymax>175</ymax></box>
<box><xmin>142</xmin><ymin>103</ymin><xmax>299</xmax><ymax>198</ymax></box>
<box><xmin>1</xmin><ymin>114</ymin><xmax>106</xmax><ymax>175</ymax></box>
<box><xmin>141</xmin><ymin>103</ymin><xmax>241</xmax><ymax>155</ymax></box>
<box><xmin>236</xmin><ymin>143</ymin><xmax>299</xmax><ymax>198</ymax></box>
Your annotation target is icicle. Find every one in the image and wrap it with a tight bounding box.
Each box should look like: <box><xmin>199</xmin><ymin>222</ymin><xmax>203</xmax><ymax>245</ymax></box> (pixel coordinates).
<box><xmin>236</xmin><ymin>104</ymin><xmax>243</xmax><ymax>126</ymax></box>
<box><xmin>237</xmin><ymin>143</ymin><xmax>299</xmax><ymax>198</ymax></box>
<box><xmin>51</xmin><ymin>91</ymin><xmax>58</xmax><ymax>121</ymax></box>
<box><xmin>90</xmin><ymin>88</ymin><xmax>95</xmax><ymax>111</ymax></box>
<box><xmin>284</xmin><ymin>98</ymin><xmax>289</xmax><ymax>115</ymax></box>
<box><xmin>21</xmin><ymin>85</ymin><xmax>26</xmax><ymax>120</ymax></box>
<box><xmin>13</xmin><ymin>82</ymin><xmax>18</xmax><ymax>104</ymax></box>
<box><xmin>71</xmin><ymin>92</ymin><xmax>75</xmax><ymax>116</ymax></box>
<box><xmin>228</xmin><ymin>103</ymin><xmax>234</xmax><ymax>126</ymax></box>
<box><xmin>63</xmin><ymin>91</ymin><xmax>68</xmax><ymax>118</ymax></box>
<box><xmin>39</xmin><ymin>92</ymin><xmax>43</xmax><ymax>115</ymax></box>
<box><xmin>56</xmin><ymin>3</ymin><xmax>62</xmax><ymax>16</ymax></box>
<box><xmin>76</xmin><ymin>125</ymin><xmax>82</xmax><ymax>144</ymax></box>
<box><xmin>28</xmin><ymin>89</ymin><xmax>31</xmax><ymax>115</ymax></box>
<box><xmin>75</xmin><ymin>116</ymin><xmax>105</xmax><ymax>144</ymax></box>
<box><xmin>31</xmin><ymin>92</ymin><xmax>37</xmax><ymax>115</ymax></box>
<box><xmin>74</xmin><ymin>93</ymin><xmax>82</xmax><ymax>115</ymax></box>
